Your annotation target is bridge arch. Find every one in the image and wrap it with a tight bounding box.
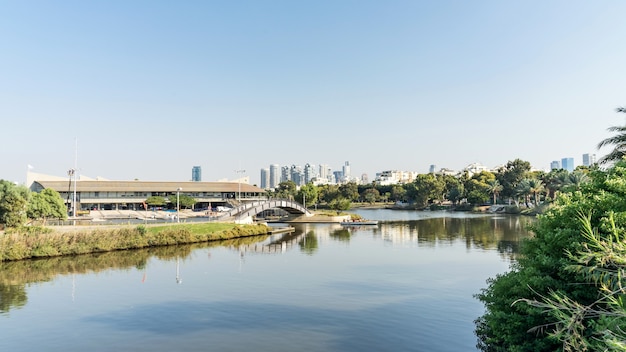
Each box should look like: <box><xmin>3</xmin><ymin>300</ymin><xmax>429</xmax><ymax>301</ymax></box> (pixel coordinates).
<box><xmin>217</xmin><ymin>199</ymin><xmax>312</xmax><ymax>223</ymax></box>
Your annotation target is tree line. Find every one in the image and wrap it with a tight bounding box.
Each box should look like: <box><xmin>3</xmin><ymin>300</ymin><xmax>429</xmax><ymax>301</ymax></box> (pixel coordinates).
<box><xmin>266</xmin><ymin>159</ymin><xmax>593</xmax><ymax>212</ymax></box>
<box><xmin>0</xmin><ymin>162</ymin><xmax>597</xmax><ymax>229</ymax></box>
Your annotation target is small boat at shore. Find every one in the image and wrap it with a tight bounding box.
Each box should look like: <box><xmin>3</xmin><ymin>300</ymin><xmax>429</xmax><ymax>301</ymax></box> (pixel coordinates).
<box><xmin>340</xmin><ymin>220</ymin><xmax>379</xmax><ymax>226</ymax></box>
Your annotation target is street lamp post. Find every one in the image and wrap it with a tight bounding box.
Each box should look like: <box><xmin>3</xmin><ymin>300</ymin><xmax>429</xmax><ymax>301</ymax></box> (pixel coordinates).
<box><xmin>235</xmin><ymin>169</ymin><xmax>245</xmax><ymax>202</ymax></box>
<box><xmin>176</xmin><ymin>187</ymin><xmax>182</xmax><ymax>223</ymax></box>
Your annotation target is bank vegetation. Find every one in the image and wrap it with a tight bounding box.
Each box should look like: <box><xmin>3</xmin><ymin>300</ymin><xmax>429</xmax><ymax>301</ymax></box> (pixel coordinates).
<box><xmin>0</xmin><ymin>222</ymin><xmax>271</xmax><ymax>262</ymax></box>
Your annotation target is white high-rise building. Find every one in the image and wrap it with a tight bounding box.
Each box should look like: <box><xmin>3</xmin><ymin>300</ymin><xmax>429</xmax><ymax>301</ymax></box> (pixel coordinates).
<box><xmin>342</xmin><ymin>161</ymin><xmax>351</xmax><ymax>182</ymax></box>
<box><xmin>269</xmin><ymin>164</ymin><xmax>280</xmax><ymax>189</ymax></box>
<box><xmin>304</xmin><ymin>163</ymin><xmax>316</xmax><ymax>184</ymax></box>
<box><xmin>318</xmin><ymin>164</ymin><xmax>330</xmax><ymax>183</ymax></box>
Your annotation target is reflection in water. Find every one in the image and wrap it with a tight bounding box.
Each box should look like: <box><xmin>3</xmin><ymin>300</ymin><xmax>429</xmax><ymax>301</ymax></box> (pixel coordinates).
<box><xmin>299</xmin><ymin>231</ymin><xmax>318</xmax><ymax>255</ymax></box>
<box><xmin>175</xmin><ymin>258</ymin><xmax>182</xmax><ymax>285</ymax></box>
<box><xmin>0</xmin><ymin>215</ymin><xmax>533</xmax><ymax>316</ymax></box>
<box><xmin>379</xmin><ymin>215</ymin><xmax>534</xmax><ymax>262</ymax></box>
<box><xmin>330</xmin><ymin>228</ymin><xmax>352</xmax><ymax>242</ymax></box>
<box><xmin>0</xmin><ymin>235</ymin><xmax>270</xmax><ymax>314</ymax></box>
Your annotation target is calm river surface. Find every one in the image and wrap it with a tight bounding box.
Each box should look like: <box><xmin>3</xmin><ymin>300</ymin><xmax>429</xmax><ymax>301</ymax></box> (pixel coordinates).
<box><xmin>1</xmin><ymin>209</ymin><xmax>534</xmax><ymax>352</ymax></box>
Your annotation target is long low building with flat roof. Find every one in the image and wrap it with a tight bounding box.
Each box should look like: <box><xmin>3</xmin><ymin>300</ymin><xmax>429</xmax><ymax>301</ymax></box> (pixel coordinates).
<box><xmin>30</xmin><ymin>178</ymin><xmax>267</xmax><ymax>212</ymax></box>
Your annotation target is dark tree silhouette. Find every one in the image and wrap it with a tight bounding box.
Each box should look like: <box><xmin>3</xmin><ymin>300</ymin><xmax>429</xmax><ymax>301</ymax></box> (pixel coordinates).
<box><xmin>597</xmin><ymin>107</ymin><xmax>626</xmax><ymax>165</ymax></box>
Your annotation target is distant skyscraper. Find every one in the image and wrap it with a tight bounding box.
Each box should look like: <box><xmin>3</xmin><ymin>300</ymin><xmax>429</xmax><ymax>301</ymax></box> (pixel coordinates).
<box><xmin>342</xmin><ymin>161</ymin><xmax>351</xmax><ymax>180</ymax></box>
<box><xmin>192</xmin><ymin>166</ymin><xmax>201</xmax><ymax>182</ymax></box>
<box><xmin>319</xmin><ymin>164</ymin><xmax>330</xmax><ymax>183</ymax></box>
<box><xmin>260</xmin><ymin>168</ymin><xmax>269</xmax><ymax>189</ymax></box>
<box><xmin>280</xmin><ymin>166</ymin><xmax>290</xmax><ymax>183</ymax></box>
<box><xmin>333</xmin><ymin>171</ymin><xmax>344</xmax><ymax>184</ymax></box>
<box><xmin>550</xmin><ymin>161</ymin><xmax>561</xmax><ymax>170</ymax></box>
<box><xmin>290</xmin><ymin>165</ymin><xmax>303</xmax><ymax>186</ymax></box>
<box><xmin>561</xmin><ymin>157</ymin><xmax>574</xmax><ymax>172</ymax></box>
<box><xmin>582</xmin><ymin>153</ymin><xmax>596</xmax><ymax>167</ymax></box>
<box><xmin>304</xmin><ymin>163</ymin><xmax>316</xmax><ymax>184</ymax></box>
<box><xmin>429</xmin><ymin>164</ymin><xmax>436</xmax><ymax>173</ymax></box>
<box><xmin>269</xmin><ymin>164</ymin><xmax>280</xmax><ymax>189</ymax></box>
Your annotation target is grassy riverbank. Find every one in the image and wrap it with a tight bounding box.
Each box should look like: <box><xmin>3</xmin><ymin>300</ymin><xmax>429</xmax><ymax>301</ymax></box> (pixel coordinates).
<box><xmin>0</xmin><ymin>222</ymin><xmax>272</xmax><ymax>262</ymax></box>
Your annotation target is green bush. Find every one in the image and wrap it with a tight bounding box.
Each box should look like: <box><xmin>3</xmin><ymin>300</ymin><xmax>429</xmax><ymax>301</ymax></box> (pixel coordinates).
<box><xmin>475</xmin><ymin>161</ymin><xmax>626</xmax><ymax>351</ymax></box>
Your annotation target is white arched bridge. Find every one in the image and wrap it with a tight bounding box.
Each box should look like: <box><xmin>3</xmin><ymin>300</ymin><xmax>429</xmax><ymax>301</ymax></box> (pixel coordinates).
<box><xmin>216</xmin><ymin>199</ymin><xmax>313</xmax><ymax>223</ymax></box>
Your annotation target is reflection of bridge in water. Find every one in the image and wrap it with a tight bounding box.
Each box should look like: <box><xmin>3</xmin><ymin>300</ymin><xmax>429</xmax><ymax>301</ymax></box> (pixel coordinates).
<box><xmin>232</xmin><ymin>231</ymin><xmax>307</xmax><ymax>255</ymax></box>
<box><xmin>217</xmin><ymin>199</ymin><xmax>312</xmax><ymax>223</ymax></box>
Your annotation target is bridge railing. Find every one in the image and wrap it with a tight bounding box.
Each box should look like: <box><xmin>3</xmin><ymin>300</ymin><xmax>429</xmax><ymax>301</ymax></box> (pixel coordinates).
<box><xmin>217</xmin><ymin>198</ymin><xmax>311</xmax><ymax>220</ymax></box>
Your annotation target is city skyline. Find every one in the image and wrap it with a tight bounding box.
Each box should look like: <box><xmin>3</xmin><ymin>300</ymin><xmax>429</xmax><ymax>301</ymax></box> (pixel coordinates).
<box><xmin>10</xmin><ymin>151</ymin><xmax>606</xmax><ymax>188</ymax></box>
<box><xmin>2</xmin><ymin>2</ymin><xmax>625</xmax><ymax>186</ymax></box>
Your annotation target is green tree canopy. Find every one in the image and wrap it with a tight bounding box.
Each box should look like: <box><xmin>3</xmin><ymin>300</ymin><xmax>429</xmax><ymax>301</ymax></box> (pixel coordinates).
<box><xmin>27</xmin><ymin>189</ymin><xmax>67</xmax><ymax>224</ymax></box>
<box><xmin>275</xmin><ymin>181</ymin><xmax>297</xmax><ymax>199</ymax></box>
<box><xmin>167</xmin><ymin>194</ymin><xmax>196</xmax><ymax>209</ymax></box>
<box><xmin>390</xmin><ymin>185</ymin><xmax>407</xmax><ymax>202</ymax></box>
<box><xmin>464</xmin><ymin>171</ymin><xmax>495</xmax><ymax>205</ymax></box>
<box><xmin>297</xmin><ymin>183</ymin><xmax>318</xmax><ymax>207</ymax></box>
<box><xmin>476</xmin><ymin>160</ymin><xmax>626</xmax><ymax>351</ymax></box>
<box><xmin>145</xmin><ymin>195</ymin><xmax>166</xmax><ymax>206</ymax></box>
<box><xmin>339</xmin><ymin>182</ymin><xmax>359</xmax><ymax>202</ymax></box>
<box><xmin>496</xmin><ymin>159</ymin><xmax>531</xmax><ymax>202</ymax></box>
<box><xmin>0</xmin><ymin>180</ymin><xmax>29</xmax><ymax>228</ymax></box>
<box><xmin>328</xmin><ymin>197</ymin><xmax>351</xmax><ymax>212</ymax></box>
<box><xmin>410</xmin><ymin>173</ymin><xmax>445</xmax><ymax>207</ymax></box>
<box><xmin>362</xmin><ymin>188</ymin><xmax>380</xmax><ymax>204</ymax></box>
<box><xmin>318</xmin><ymin>184</ymin><xmax>339</xmax><ymax>204</ymax></box>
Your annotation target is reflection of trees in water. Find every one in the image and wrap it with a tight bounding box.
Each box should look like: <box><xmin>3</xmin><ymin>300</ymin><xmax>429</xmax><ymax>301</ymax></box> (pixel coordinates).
<box><xmin>330</xmin><ymin>228</ymin><xmax>351</xmax><ymax>242</ymax></box>
<box><xmin>0</xmin><ymin>284</ymin><xmax>27</xmax><ymax>314</ymax></box>
<box><xmin>0</xmin><ymin>235</ymin><xmax>270</xmax><ymax>314</ymax></box>
<box><xmin>299</xmin><ymin>231</ymin><xmax>318</xmax><ymax>255</ymax></box>
<box><xmin>381</xmin><ymin>216</ymin><xmax>534</xmax><ymax>261</ymax></box>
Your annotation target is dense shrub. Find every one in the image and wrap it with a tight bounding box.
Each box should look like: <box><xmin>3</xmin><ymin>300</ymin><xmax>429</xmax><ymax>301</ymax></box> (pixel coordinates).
<box><xmin>475</xmin><ymin>161</ymin><xmax>626</xmax><ymax>351</ymax></box>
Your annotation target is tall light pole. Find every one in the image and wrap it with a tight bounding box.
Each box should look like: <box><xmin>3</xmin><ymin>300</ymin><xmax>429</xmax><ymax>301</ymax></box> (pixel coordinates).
<box><xmin>176</xmin><ymin>187</ymin><xmax>182</xmax><ymax>223</ymax></box>
<box><xmin>67</xmin><ymin>168</ymin><xmax>75</xmax><ymax>217</ymax></box>
<box><xmin>235</xmin><ymin>169</ymin><xmax>245</xmax><ymax>202</ymax></box>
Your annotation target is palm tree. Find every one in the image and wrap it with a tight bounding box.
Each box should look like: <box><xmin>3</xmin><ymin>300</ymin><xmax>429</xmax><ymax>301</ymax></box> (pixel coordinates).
<box><xmin>597</xmin><ymin>107</ymin><xmax>626</xmax><ymax>165</ymax></box>
<box><xmin>486</xmin><ymin>179</ymin><xmax>503</xmax><ymax>205</ymax></box>
<box><xmin>567</xmin><ymin>171</ymin><xmax>590</xmax><ymax>191</ymax></box>
<box><xmin>515</xmin><ymin>179</ymin><xmax>532</xmax><ymax>208</ymax></box>
<box><xmin>541</xmin><ymin>169</ymin><xmax>568</xmax><ymax>199</ymax></box>
<box><xmin>527</xmin><ymin>178</ymin><xmax>545</xmax><ymax>206</ymax></box>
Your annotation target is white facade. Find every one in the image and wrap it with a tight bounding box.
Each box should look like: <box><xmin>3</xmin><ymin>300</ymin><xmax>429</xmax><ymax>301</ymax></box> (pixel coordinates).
<box><xmin>374</xmin><ymin>170</ymin><xmax>418</xmax><ymax>185</ymax></box>
<box><xmin>463</xmin><ymin>162</ymin><xmax>490</xmax><ymax>177</ymax></box>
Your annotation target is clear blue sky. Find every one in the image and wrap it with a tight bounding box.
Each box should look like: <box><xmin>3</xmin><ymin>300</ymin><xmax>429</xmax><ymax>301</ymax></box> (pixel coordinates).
<box><xmin>2</xmin><ymin>1</ymin><xmax>625</xmax><ymax>185</ymax></box>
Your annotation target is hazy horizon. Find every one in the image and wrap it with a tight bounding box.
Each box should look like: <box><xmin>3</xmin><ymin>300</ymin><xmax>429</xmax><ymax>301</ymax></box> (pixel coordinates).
<box><xmin>2</xmin><ymin>1</ymin><xmax>625</xmax><ymax>185</ymax></box>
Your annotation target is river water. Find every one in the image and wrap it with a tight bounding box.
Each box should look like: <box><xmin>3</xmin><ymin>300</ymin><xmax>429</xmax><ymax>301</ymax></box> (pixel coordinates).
<box><xmin>0</xmin><ymin>209</ymin><xmax>534</xmax><ymax>352</ymax></box>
